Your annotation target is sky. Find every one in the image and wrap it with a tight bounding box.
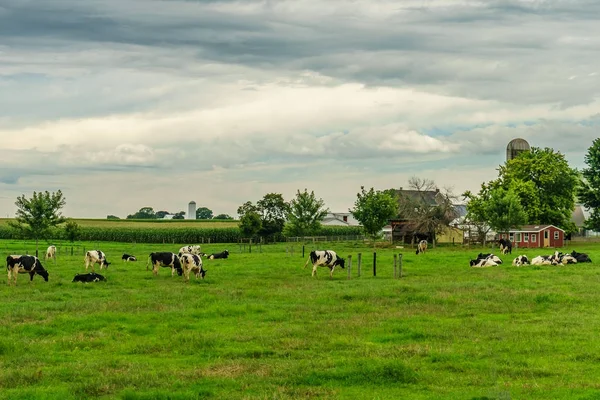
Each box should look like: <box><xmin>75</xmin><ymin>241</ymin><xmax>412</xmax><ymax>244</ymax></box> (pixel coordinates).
<box><xmin>1</xmin><ymin>0</ymin><xmax>599</xmax><ymax>219</ymax></box>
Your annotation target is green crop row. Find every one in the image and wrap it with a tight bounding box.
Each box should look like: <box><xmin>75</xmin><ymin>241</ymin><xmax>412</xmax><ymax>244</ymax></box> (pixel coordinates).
<box><xmin>0</xmin><ymin>225</ymin><xmax>364</xmax><ymax>243</ymax></box>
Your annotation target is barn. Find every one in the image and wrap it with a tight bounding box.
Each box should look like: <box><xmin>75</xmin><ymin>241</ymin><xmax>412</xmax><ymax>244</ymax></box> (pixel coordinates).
<box><xmin>498</xmin><ymin>225</ymin><xmax>565</xmax><ymax>248</ymax></box>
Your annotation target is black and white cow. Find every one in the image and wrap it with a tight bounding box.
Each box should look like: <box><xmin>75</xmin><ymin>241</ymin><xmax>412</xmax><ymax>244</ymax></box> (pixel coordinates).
<box><xmin>303</xmin><ymin>250</ymin><xmax>345</xmax><ymax>279</ymax></box>
<box><xmin>84</xmin><ymin>250</ymin><xmax>111</xmax><ymax>272</ymax></box>
<box><xmin>499</xmin><ymin>238</ymin><xmax>512</xmax><ymax>255</ymax></box>
<box><xmin>416</xmin><ymin>240</ymin><xmax>428</xmax><ymax>255</ymax></box>
<box><xmin>6</xmin><ymin>255</ymin><xmax>49</xmax><ymax>285</ymax></box>
<box><xmin>179</xmin><ymin>253</ymin><xmax>207</xmax><ymax>282</ymax></box>
<box><xmin>571</xmin><ymin>250</ymin><xmax>592</xmax><ymax>263</ymax></box>
<box><xmin>206</xmin><ymin>250</ymin><xmax>229</xmax><ymax>260</ymax></box>
<box><xmin>178</xmin><ymin>245</ymin><xmax>202</xmax><ymax>258</ymax></box>
<box><xmin>72</xmin><ymin>272</ymin><xmax>106</xmax><ymax>283</ymax></box>
<box><xmin>512</xmin><ymin>255</ymin><xmax>529</xmax><ymax>266</ymax></box>
<box><xmin>476</xmin><ymin>253</ymin><xmax>503</xmax><ymax>264</ymax></box>
<box><xmin>45</xmin><ymin>245</ymin><xmax>57</xmax><ymax>261</ymax></box>
<box><xmin>121</xmin><ymin>253</ymin><xmax>137</xmax><ymax>262</ymax></box>
<box><xmin>470</xmin><ymin>257</ymin><xmax>499</xmax><ymax>267</ymax></box>
<box><xmin>147</xmin><ymin>252</ymin><xmax>183</xmax><ymax>276</ymax></box>
<box><xmin>531</xmin><ymin>255</ymin><xmax>559</xmax><ymax>266</ymax></box>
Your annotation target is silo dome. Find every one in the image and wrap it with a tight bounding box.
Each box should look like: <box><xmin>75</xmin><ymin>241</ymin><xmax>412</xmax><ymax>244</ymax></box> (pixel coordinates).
<box><xmin>506</xmin><ymin>138</ymin><xmax>531</xmax><ymax>161</ymax></box>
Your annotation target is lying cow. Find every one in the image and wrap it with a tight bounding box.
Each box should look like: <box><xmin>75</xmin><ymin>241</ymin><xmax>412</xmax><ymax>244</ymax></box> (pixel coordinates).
<box><xmin>304</xmin><ymin>250</ymin><xmax>345</xmax><ymax>279</ymax></box>
<box><xmin>6</xmin><ymin>255</ymin><xmax>49</xmax><ymax>285</ymax></box>
<box><xmin>178</xmin><ymin>245</ymin><xmax>202</xmax><ymax>258</ymax></box>
<box><xmin>512</xmin><ymin>255</ymin><xmax>530</xmax><ymax>266</ymax></box>
<box><xmin>560</xmin><ymin>254</ymin><xmax>577</xmax><ymax>265</ymax></box>
<box><xmin>531</xmin><ymin>255</ymin><xmax>559</xmax><ymax>266</ymax></box>
<box><xmin>84</xmin><ymin>250</ymin><xmax>111</xmax><ymax>272</ymax></box>
<box><xmin>45</xmin><ymin>245</ymin><xmax>57</xmax><ymax>261</ymax></box>
<box><xmin>571</xmin><ymin>250</ymin><xmax>592</xmax><ymax>263</ymax></box>
<box><xmin>72</xmin><ymin>272</ymin><xmax>106</xmax><ymax>283</ymax></box>
<box><xmin>416</xmin><ymin>240</ymin><xmax>427</xmax><ymax>255</ymax></box>
<box><xmin>499</xmin><ymin>238</ymin><xmax>512</xmax><ymax>255</ymax></box>
<box><xmin>147</xmin><ymin>252</ymin><xmax>183</xmax><ymax>276</ymax></box>
<box><xmin>179</xmin><ymin>253</ymin><xmax>207</xmax><ymax>282</ymax></box>
<box><xmin>476</xmin><ymin>253</ymin><xmax>503</xmax><ymax>264</ymax></box>
<box><xmin>470</xmin><ymin>257</ymin><xmax>499</xmax><ymax>267</ymax></box>
<box><xmin>206</xmin><ymin>250</ymin><xmax>229</xmax><ymax>260</ymax></box>
<box><xmin>122</xmin><ymin>253</ymin><xmax>137</xmax><ymax>262</ymax></box>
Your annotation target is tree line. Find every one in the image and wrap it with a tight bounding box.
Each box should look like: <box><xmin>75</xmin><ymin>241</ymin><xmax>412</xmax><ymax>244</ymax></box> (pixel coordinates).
<box><xmin>109</xmin><ymin>207</ymin><xmax>234</xmax><ymax>220</ymax></box>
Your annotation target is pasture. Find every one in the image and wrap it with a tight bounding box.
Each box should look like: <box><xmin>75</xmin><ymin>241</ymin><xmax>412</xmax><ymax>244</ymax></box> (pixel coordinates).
<box><xmin>2</xmin><ymin>239</ymin><xmax>600</xmax><ymax>399</ymax></box>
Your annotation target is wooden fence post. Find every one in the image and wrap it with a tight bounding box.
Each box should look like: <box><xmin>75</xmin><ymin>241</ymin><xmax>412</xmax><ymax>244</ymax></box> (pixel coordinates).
<box><xmin>399</xmin><ymin>253</ymin><xmax>403</xmax><ymax>278</ymax></box>
<box><xmin>394</xmin><ymin>254</ymin><xmax>398</xmax><ymax>278</ymax></box>
<box><xmin>347</xmin><ymin>255</ymin><xmax>352</xmax><ymax>280</ymax></box>
<box><xmin>373</xmin><ymin>252</ymin><xmax>377</xmax><ymax>277</ymax></box>
<box><xmin>357</xmin><ymin>253</ymin><xmax>362</xmax><ymax>277</ymax></box>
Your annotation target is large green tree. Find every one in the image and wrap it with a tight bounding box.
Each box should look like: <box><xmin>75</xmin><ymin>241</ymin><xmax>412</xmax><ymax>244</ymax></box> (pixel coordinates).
<box><xmin>484</xmin><ymin>187</ymin><xmax>528</xmax><ymax>236</ymax></box>
<box><xmin>492</xmin><ymin>147</ymin><xmax>579</xmax><ymax>232</ymax></box>
<box><xmin>63</xmin><ymin>219</ymin><xmax>80</xmax><ymax>243</ymax></box>
<box><xmin>214</xmin><ymin>213</ymin><xmax>233</xmax><ymax>220</ymax></box>
<box><xmin>257</xmin><ymin>193</ymin><xmax>289</xmax><ymax>240</ymax></box>
<box><xmin>127</xmin><ymin>207</ymin><xmax>156</xmax><ymax>219</ymax></box>
<box><xmin>239</xmin><ymin>212</ymin><xmax>262</xmax><ymax>238</ymax></box>
<box><xmin>196</xmin><ymin>207</ymin><xmax>214</xmax><ymax>220</ymax></box>
<box><xmin>284</xmin><ymin>189</ymin><xmax>328</xmax><ymax>237</ymax></box>
<box><xmin>350</xmin><ymin>186</ymin><xmax>397</xmax><ymax>241</ymax></box>
<box><xmin>9</xmin><ymin>190</ymin><xmax>67</xmax><ymax>257</ymax></box>
<box><xmin>577</xmin><ymin>138</ymin><xmax>600</xmax><ymax>231</ymax></box>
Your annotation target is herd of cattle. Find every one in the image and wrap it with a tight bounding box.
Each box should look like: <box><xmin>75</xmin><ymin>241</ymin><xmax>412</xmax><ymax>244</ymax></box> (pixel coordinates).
<box><xmin>4</xmin><ymin>239</ymin><xmax>597</xmax><ymax>285</ymax></box>
<box><xmin>5</xmin><ymin>244</ymin><xmax>230</xmax><ymax>286</ymax></box>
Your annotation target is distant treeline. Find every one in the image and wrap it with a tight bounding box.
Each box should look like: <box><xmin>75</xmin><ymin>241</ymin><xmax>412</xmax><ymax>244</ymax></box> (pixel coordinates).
<box><xmin>0</xmin><ymin>224</ymin><xmax>363</xmax><ymax>244</ymax></box>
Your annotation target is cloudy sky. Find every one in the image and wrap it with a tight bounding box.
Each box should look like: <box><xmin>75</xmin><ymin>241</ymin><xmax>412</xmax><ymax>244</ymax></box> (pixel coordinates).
<box><xmin>1</xmin><ymin>0</ymin><xmax>598</xmax><ymax>218</ymax></box>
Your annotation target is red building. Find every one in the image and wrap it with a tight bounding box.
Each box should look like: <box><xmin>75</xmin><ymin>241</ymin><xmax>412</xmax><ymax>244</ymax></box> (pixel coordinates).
<box><xmin>499</xmin><ymin>225</ymin><xmax>565</xmax><ymax>248</ymax></box>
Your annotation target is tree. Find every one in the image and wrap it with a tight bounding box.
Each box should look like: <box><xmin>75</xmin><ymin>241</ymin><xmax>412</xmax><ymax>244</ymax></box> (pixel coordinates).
<box><xmin>239</xmin><ymin>212</ymin><xmax>262</xmax><ymax>238</ymax></box>
<box><xmin>257</xmin><ymin>193</ymin><xmax>289</xmax><ymax>240</ymax></box>
<box><xmin>462</xmin><ymin>187</ymin><xmax>493</xmax><ymax>245</ymax></box>
<box><xmin>64</xmin><ymin>219</ymin><xmax>80</xmax><ymax>243</ymax></box>
<box><xmin>172</xmin><ymin>211</ymin><xmax>186</xmax><ymax>220</ymax></box>
<box><xmin>284</xmin><ymin>189</ymin><xmax>328</xmax><ymax>237</ymax></box>
<box><xmin>8</xmin><ymin>190</ymin><xmax>66</xmax><ymax>257</ymax></box>
<box><xmin>237</xmin><ymin>201</ymin><xmax>259</xmax><ymax>218</ymax></box>
<box><xmin>397</xmin><ymin>177</ymin><xmax>459</xmax><ymax>245</ymax></box>
<box><xmin>350</xmin><ymin>186</ymin><xmax>398</xmax><ymax>242</ymax></box>
<box><xmin>155</xmin><ymin>210</ymin><xmax>170</xmax><ymax>219</ymax></box>
<box><xmin>496</xmin><ymin>147</ymin><xmax>579</xmax><ymax>232</ymax></box>
<box><xmin>578</xmin><ymin>138</ymin><xmax>600</xmax><ymax>231</ymax></box>
<box><xmin>107</xmin><ymin>215</ymin><xmax>120</xmax><ymax>220</ymax></box>
<box><xmin>127</xmin><ymin>207</ymin><xmax>156</xmax><ymax>219</ymax></box>
<box><xmin>484</xmin><ymin>187</ymin><xmax>528</xmax><ymax>236</ymax></box>
<box><xmin>214</xmin><ymin>214</ymin><xmax>233</xmax><ymax>220</ymax></box>
<box><xmin>196</xmin><ymin>207</ymin><xmax>213</xmax><ymax>220</ymax></box>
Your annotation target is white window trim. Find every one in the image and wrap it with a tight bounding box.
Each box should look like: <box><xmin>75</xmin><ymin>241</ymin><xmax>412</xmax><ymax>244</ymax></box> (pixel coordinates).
<box><xmin>524</xmin><ymin>233</ymin><xmax>529</xmax><ymax>243</ymax></box>
<box><xmin>554</xmin><ymin>231</ymin><xmax>560</xmax><ymax>240</ymax></box>
<box><xmin>531</xmin><ymin>234</ymin><xmax>536</xmax><ymax>243</ymax></box>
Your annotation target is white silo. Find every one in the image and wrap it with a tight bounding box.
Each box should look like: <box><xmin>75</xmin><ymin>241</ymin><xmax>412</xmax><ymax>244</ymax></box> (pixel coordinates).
<box><xmin>187</xmin><ymin>201</ymin><xmax>197</xmax><ymax>220</ymax></box>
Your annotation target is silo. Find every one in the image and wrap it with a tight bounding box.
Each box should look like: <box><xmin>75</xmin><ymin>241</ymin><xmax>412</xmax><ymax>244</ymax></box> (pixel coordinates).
<box><xmin>187</xmin><ymin>201</ymin><xmax>197</xmax><ymax>220</ymax></box>
<box><xmin>506</xmin><ymin>138</ymin><xmax>531</xmax><ymax>162</ymax></box>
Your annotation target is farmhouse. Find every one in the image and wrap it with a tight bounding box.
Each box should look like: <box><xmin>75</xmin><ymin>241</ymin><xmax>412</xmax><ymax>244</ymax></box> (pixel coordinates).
<box><xmin>498</xmin><ymin>225</ymin><xmax>565</xmax><ymax>248</ymax></box>
<box><xmin>322</xmin><ymin>212</ymin><xmax>360</xmax><ymax>227</ymax></box>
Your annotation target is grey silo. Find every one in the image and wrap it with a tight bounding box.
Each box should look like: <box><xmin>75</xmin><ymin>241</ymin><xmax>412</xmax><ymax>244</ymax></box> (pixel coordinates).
<box><xmin>187</xmin><ymin>201</ymin><xmax>197</xmax><ymax>220</ymax></box>
<box><xmin>506</xmin><ymin>138</ymin><xmax>531</xmax><ymax>161</ymax></box>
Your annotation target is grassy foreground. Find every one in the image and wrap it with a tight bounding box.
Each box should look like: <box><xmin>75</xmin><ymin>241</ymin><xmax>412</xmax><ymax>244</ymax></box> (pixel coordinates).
<box><xmin>2</xmin><ymin>240</ymin><xmax>600</xmax><ymax>399</ymax></box>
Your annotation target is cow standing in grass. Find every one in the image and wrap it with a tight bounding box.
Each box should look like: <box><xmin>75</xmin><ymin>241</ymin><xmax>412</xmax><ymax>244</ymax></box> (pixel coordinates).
<box><xmin>499</xmin><ymin>238</ymin><xmax>512</xmax><ymax>255</ymax></box>
<box><xmin>147</xmin><ymin>252</ymin><xmax>183</xmax><ymax>277</ymax></box>
<box><xmin>6</xmin><ymin>255</ymin><xmax>49</xmax><ymax>285</ymax></box>
<box><xmin>45</xmin><ymin>245</ymin><xmax>57</xmax><ymax>262</ymax></box>
<box><xmin>304</xmin><ymin>250</ymin><xmax>345</xmax><ymax>279</ymax></box>
<box><xmin>179</xmin><ymin>253</ymin><xmax>207</xmax><ymax>282</ymax></box>
<box><xmin>416</xmin><ymin>240</ymin><xmax>427</xmax><ymax>255</ymax></box>
<box><xmin>84</xmin><ymin>250</ymin><xmax>111</xmax><ymax>272</ymax></box>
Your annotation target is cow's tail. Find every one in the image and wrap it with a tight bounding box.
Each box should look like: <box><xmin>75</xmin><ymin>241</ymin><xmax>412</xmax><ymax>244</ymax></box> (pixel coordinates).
<box><xmin>146</xmin><ymin>254</ymin><xmax>152</xmax><ymax>271</ymax></box>
<box><xmin>303</xmin><ymin>256</ymin><xmax>311</xmax><ymax>269</ymax></box>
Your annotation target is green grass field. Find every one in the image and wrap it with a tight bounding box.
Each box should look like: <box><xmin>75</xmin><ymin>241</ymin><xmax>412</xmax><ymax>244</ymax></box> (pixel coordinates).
<box><xmin>2</xmin><ymin>240</ymin><xmax>600</xmax><ymax>399</ymax></box>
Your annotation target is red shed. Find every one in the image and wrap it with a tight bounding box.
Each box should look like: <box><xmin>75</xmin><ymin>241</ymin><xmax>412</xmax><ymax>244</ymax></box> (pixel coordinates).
<box><xmin>498</xmin><ymin>225</ymin><xmax>565</xmax><ymax>248</ymax></box>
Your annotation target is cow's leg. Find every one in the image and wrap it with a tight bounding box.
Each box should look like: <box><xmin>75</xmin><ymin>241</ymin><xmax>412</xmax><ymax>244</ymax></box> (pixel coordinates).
<box><xmin>7</xmin><ymin>268</ymin><xmax>12</xmax><ymax>286</ymax></box>
<box><xmin>152</xmin><ymin>262</ymin><xmax>159</xmax><ymax>276</ymax></box>
<box><xmin>329</xmin><ymin>266</ymin><xmax>335</xmax><ymax>279</ymax></box>
<box><xmin>29</xmin><ymin>272</ymin><xmax>35</xmax><ymax>282</ymax></box>
<box><xmin>171</xmin><ymin>266</ymin><xmax>175</xmax><ymax>277</ymax></box>
<box><xmin>312</xmin><ymin>264</ymin><xmax>318</xmax><ymax>277</ymax></box>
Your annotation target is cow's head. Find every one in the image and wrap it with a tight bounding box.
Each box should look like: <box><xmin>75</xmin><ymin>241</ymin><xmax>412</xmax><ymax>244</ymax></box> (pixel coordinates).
<box><xmin>469</xmin><ymin>259</ymin><xmax>479</xmax><ymax>267</ymax></box>
<box><xmin>102</xmin><ymin>260</ymin><xmax>111</xmax><ymax>269</ymax></box>
<box><xmin>198</xmin><ymin>269</ymin><xmax>207</xmax><ymax>279</ymax></box>
<box><xmin>38</xmin><ymin>269</ymin><xmax>49</xmax><ymax>281</ymax></box>
<box><xmin>336</xmin><ymin>257</ymin><xmax>345</xmax><ymax>269</ymax></box>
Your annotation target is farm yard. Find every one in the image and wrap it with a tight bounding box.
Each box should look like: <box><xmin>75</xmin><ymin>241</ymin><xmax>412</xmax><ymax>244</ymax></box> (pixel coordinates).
<box><xmin>3</xmin><ymin>237</ymin><xmax>600</xmax><ymax>399</ymax></box>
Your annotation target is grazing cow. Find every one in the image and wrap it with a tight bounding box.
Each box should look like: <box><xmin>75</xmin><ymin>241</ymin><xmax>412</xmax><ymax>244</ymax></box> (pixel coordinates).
<box><xmin>531</xmin><ymin>255</ymin><xmax>559</xmax><ymax>266</ymax></box>
<box><xmin>512</xmin><ymin>255</ymin><xmax>530</xmax><ymax>266</ymax></box>
<box><xmin>416</xmin><ymin>240</ymin><xmax>428</xmax><ymax>255</ymax></box>
<box><xmin>6</xmin><ymin>255</ymin><xmax>49</xmax><ymax>285</ymax></box>
<box><xmin>72</xmin><ymin>272</ymin><xmax>106</xmax><ymax>282</ymax></box>
<box><xmin>179</xmin><ymin>253</ymin><xmax>207</xmax><ymax>282</ymax></box>
<box><xmin>147</xmin><ymin>252</ymin><xmax>183</xmax><ymax>276</ymax></box>
<box><xmin>303</xmin><ymin>250</ymin><xmax>345</xmax><ymax>279</ymax></box>
<box><xmin>84</xmin><ymin>250</ymin><xmax>111</xmax><ymax>272</ymax></box>
<box><xmin>206</xmin><ymin>250</ymin><xmax>229</xmax><ymax>260</ymax></box>
<box><xmin>45</xmin><ymin>245</ymin><xmax>57</xmax><ymax>261</ymax></box>
<box><xmin>499</xmin><ymin>238</ymin><xmax>512</xmax><ymax>255</ymax></box>
<box><xmin>121</xmin><ymin>253</ymin><xmax>137</xmax><ymax>262</ymax></box>
<box><xmin>178</xmin><ymin>245</ymin><xmax>202</xmax><ymax>258</ymax></box>
<box><xmin>571</xmin><ymin>250</ymin><xmax>592</xmax><ymax>263</ymax></box>
<box><xmin>470</xmin><ymin>258</ymin><xmax>499</xmax><ymax>267</ymax></box>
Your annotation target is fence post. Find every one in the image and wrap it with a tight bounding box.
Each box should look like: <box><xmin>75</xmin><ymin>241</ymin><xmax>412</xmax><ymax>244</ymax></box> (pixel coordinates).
<box><xmin>302</xmin><ymin>245</ymin><xmax>305</xmax><ymax>258</ymax></box>
<box><xmin>373</xmin><ymin>252</ymin><xmax>377</xmax><ymax>277</ymax></box>
<box><xmin>399</xmin><ymin>254</ymin><xmax>403</xmax><ymax>278</ymax></box>
<box><xmin>358</xmin><ymin>253</ymin><xmax>362</xmax><ymax>277</ymax></box>
<box><xmin>347</xmin><ymin>255</ymin><xmax>352</xmax><ymax>280</ymax></box>
<box><xmin>394</xmin><ymin>254</ymin><xmax>398</xmax><ymax>278</ymax></box>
